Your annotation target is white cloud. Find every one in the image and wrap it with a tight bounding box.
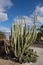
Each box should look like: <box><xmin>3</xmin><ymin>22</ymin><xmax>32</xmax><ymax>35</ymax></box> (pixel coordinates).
<box><xmin>0</xmin><ymin>26</ymin><xmax>10</xmax><ymax>33</ymax></box>
<box><xmin>35</xmin><ymin>6</ymin><xmax>43</xmax><ymax>24</ymax></box>
<box><xmin>37</xmin><ymin>16</ymin><xmax>43</xmax><ymax>24</ymax></box>
<box><xmin>0</xmin><ymin>12</ymin><xmax>8</xmax><ymax>21</ymax></box>
<box><xmin>0</xmin><ymin>26</ymin><xmax>11</xmax><ymax>40</ymax></box>
<box><xmin>14</xmin><ymin>5</ymin><xmax>43</xmax><ymax>29</ymax></box>
<box><xmin>14</xmin><ymin>16</ymin><xmax>33</xmax><ymax>26</ymax></box>
<box><xmin>23</xmin><ymin>16</ymin><xmax>33</xmax><ymax>24</ymax></box>
<box><xmin>0</xmin><ymin>0</ymin><xmax>13</xmax><ymax>22</ymax></box>
<box><xmin>0</xmin><ymin>0</ymin><xmax>13</xmax><ymax>9</ymax></box>
<box><xmin>36</xmin><ymin>6</ymin><xmax>43</xmax><ymax>16</ymax></box>
<box><xmin>30</xmin><ymin>6</ymin><xmax>43</xmax><ymax>24</ymax></box>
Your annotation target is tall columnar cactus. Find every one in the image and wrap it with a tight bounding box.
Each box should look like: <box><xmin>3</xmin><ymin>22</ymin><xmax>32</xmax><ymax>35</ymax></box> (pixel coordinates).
<box><xmin>11</xmin><ymin>12</ymin><xmax>37</xmax><ymax>62</ymax></box>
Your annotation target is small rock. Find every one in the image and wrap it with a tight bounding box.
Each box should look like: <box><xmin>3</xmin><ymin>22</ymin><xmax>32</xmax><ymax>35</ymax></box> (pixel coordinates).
<box><xmin>30</xmin><ymin>62</ymin><xmax>33</xmax><ymax>65</ymax></box>
<box><xmin>25</xmin><ymin>62</ymin><xmax>29</xmax><ymax>65</ymax></box>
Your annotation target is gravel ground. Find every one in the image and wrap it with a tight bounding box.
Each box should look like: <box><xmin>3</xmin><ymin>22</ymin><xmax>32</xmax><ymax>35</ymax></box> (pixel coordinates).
<box><xmin>30</xmin><ymin>47</ymin><xmax>43</xmax><ymax>65</ymax></box>
<box><xmin>0</xmin><ymin>47</ymin><xmax>43</xmax><ymax>65</ymax></box>
<box><xmin>32</xmin><ymin>43</ymin><xmax>43</xmax><ymax>48</ymax></box>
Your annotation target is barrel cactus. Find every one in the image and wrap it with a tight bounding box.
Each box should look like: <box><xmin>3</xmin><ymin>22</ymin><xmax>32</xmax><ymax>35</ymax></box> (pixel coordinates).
<box><xmin>11</xmin><ymin>12</ymin><xmax>37</xmax><ymax>63</ymax></box>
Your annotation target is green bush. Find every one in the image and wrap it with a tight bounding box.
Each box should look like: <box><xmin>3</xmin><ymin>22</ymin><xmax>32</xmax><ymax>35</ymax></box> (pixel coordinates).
<box><xmin>22</xmin><ymin>49</ymin><xmax>38</xmax><ymax>63</ymax></box>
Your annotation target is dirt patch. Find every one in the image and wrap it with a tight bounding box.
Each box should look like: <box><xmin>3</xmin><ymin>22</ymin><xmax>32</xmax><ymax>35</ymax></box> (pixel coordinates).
<box><xmin>0</xmin><ymin>58</ymin><xmax>19</xmax><ymax>65</ymax></box>
<box><xmin>32</xmin><ymin>43</ymin><xmax>43</xmax><ymax>48</ymax></box>
<box><xmin>0</xmin><ymin>47</ymin><xmax>43</xmax><ymax>65</ymax></box>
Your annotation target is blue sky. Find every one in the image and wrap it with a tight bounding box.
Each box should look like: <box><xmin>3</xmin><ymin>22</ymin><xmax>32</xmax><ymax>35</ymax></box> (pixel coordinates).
<box><xmin>0</xmin><ymin>0</ymin><xmax>43</xmax><ymax>33</ymax></box>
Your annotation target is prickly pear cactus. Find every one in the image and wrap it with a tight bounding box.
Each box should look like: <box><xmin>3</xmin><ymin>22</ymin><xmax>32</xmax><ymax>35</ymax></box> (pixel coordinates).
<box><xmin>11</xmin><ymin>13</ymin><xmax>37</xmax><ymax>63</ymax></box>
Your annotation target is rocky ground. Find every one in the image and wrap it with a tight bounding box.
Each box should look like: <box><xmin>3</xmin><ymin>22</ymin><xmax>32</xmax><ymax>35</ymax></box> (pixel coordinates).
<box><xmin>30</xmin><ymin>47</ymin><xmax>43</xmax><ymax>65</ymax></box>
<box><xmin>0</xmin><ymin>47</ymin><xmax>43</xmax><ymax>65</ymax></box>
<box><xmin>32</xmin><ymin>43</ymin><xmax>43</xmax><ymax>48</ymax></box>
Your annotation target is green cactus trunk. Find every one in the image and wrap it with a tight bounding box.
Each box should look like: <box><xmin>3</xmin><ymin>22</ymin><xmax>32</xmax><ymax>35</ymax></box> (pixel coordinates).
<box><xmin>11</xmin><ymin>12</ymin><xmax>37</xmax><ymax>62</ymax></box>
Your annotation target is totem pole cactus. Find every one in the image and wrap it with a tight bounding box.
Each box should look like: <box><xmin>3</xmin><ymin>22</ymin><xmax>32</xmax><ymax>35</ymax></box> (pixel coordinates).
<box><xmin>11</xmin><ymin>12</ymin><xmax>37</xmax><ymax>63</ymax></box>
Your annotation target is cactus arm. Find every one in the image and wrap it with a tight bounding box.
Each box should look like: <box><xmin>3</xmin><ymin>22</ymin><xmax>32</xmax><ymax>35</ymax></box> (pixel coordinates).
<box><xmin>11</xmin><ymin>12</ymin><xmax>37</xmax><ymax>62</ymax></box>
<box><xmin>25</xmin><ymin>13</ymin><xmax>37</xmax><ymax>52</ymax></box>
<box><xmin>19</xmin><ymin>13</ymin><xmax>37</xmax><ymax>61</ymax></box>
